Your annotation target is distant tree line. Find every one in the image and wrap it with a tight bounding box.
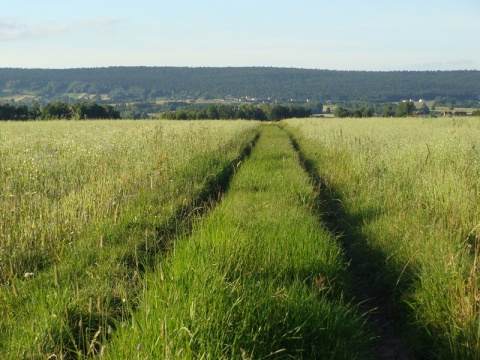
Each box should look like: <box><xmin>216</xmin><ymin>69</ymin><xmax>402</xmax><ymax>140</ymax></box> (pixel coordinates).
<box><xmin>432</xmin><ymin>96</ymin><xmax>480</xmax><ymax>110</ymax></box>
<box><xmin>334</xmin><ymin>101</ymin><xmax>432</xmax><ymax>118</ymax></box>
<box><xmin>114</xmin><ymin>100</ymin><xmax>322</xmax><ymax>120</ymax></box>
<box><xmin>1</xmin><ymin>67</ymin><xmax>480</xmax><ymax>104</ymax></box>
<box><xmin>334</xmin><ymin>105</ymin><xmax>374</xmax><ymax>118</ymax></box>
<box><xmin>0</xmin><ymin>103</ymin><xmax>33</xmax><ymax>120</ymax></box>
<box><xmin>161</xmin><ymin>104</ymin><xmax>312</xmax><ymax>121</ymax></box>
<box><xmin>0</xmin><ymin>102</ymin><xmax>120</xmax><ymax>120</ymax></box>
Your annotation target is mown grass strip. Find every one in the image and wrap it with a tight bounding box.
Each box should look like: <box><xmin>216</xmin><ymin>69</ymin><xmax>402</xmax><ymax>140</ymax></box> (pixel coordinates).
<box><xmin>0</xmin><ymin>122</ymin><xmax>259</xmax><ymax>359</ymax></box>
<box><xmin>106</xmin><ymin>125</ymin><xmax>372</xmax><ymax>359</ymax></box>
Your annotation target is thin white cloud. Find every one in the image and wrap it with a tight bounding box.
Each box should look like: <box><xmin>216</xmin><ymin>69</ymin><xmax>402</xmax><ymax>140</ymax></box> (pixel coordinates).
<box><xmin>0</xmin><ymin>17</ymin><xmax>68</xmax><ymax>41</ymax></box>
<box><xmin>0</xmin><ymin>17</ymin><xmax>29</xmax><ymax>40</ymax></box>
<box><xmin>0</xmin><ymin>17</ymin><xmax>126</xmax><ymax>41</ymax></box>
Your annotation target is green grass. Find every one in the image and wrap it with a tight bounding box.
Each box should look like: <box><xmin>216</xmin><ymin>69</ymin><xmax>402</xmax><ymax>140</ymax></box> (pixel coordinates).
<box><xmin>13</xmin><ymin>116</ymin><xmax>478</xmax><ymax>357</ymax></box>
<box><xmin>105</xmin><ymin>125</ymin><xmax>372</xmax><ymax>359</ymax></box>
<box><xmin>284</xmin><ymin>116</ymin><xmax>480</xmax><ymax>358</ymax></box>
<box><xmin>0</xmin><ymin>120</ymin><xmax>260</xmax><ymax>358</ymax></box>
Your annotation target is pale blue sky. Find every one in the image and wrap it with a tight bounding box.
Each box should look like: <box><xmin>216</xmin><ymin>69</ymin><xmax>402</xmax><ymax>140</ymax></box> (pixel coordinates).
<box><xmin>1</xmin><ymin>0</ymin><xmax>479</xmax><ymax>70</ymax></box>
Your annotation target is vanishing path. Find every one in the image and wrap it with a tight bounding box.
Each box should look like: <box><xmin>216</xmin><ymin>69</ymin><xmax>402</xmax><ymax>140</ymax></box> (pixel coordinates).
<box><xmin>106</xmin><ymin>124</ymin><xmax>372</xmax><ymax>358</ymax></box>
<box><xmin>3</xmin><ymin>122</ymin><xmax>419</xmax><ymax>358</ymax></box>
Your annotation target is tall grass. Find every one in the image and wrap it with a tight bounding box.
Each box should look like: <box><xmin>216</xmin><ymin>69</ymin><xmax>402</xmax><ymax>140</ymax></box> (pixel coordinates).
<box><xmin>0</xmin><ymin>120</ymin><xmax>259</xmax><ymax>358</ymax></box>
<box><xmin>106</xmin><ymin>125</ymin><xmax>372</xmax><ymax>359</ymax></box>
<box><xmin>284</xmin><ymin>117</ymin><xmax>480</xmax><ymax>358</ymax></box>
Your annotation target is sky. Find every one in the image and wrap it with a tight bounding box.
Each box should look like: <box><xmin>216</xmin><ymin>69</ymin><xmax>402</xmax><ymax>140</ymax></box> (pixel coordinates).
<box><xmin>1</xmin><ymin>0</ymin><xmax>479</xmax><ymax>71</ymax></box>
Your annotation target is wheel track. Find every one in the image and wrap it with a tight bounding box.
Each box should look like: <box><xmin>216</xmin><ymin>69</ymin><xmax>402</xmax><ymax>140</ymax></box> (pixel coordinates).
<box><xmin>286</xmin><ymin>127</ymin><xmax>417</xmax><ymax>360</ymax></box>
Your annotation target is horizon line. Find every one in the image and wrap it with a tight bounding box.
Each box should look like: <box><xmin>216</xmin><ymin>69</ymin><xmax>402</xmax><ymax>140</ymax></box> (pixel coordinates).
<box><xmin>0</xmin><ymin>66</ymin><xmax>478</xmax><ymax>72</ymax></box>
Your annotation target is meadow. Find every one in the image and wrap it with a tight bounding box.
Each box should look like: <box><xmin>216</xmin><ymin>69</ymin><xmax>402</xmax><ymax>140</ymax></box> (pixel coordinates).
<box><xmin>2</xmin><ymin>116</ymin><xmax>480</xmax><ymax>359</ymax></box>
<box><xmin>284</xmin><ymin>116</ymin><xmax>480</xmax><ymax>358</ymax></box>
<box><xmin>0</xmin><ymin>120</ymin><xmax>259</xmax><ymax>358</ymax></box>
<box><xmin>104</xmin><ymin>125</ymin><xmax>371</xmax><ymax>359</ymax></box>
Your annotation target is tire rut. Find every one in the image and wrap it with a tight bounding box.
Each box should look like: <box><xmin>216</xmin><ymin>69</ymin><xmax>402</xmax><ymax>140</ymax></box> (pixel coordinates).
<box><xmin>286</xmin><ymin>128</ymin><xmax>417</xmax><ymax>360</ymax></box>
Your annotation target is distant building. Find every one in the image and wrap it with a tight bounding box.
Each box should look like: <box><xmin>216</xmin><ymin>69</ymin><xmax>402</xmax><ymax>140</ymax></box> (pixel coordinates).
<box><xmin>443</xmin><ymin>111</ymin><xmax>453</xmax><ymax>116</ymax></box>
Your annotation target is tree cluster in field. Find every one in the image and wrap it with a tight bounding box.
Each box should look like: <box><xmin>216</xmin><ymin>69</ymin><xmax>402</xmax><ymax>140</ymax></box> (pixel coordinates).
<box><xmin>334</xmin><ymin>101</ymin><xmax>433</xmax><ymax>118</ymax></box>
<box><xmin>161</xmin><ymin>103</ymin><xmax>313</xmax><ymax>121</ymax></box>
<box><xmin>432</xmin><ymin>97</ymin><xmax>480</xmax><ymax>110</ymax></box>
<box><xmin>1</xmin><ymin>67</ymin><xmax>480</xmax><ymax>104</ymax></box>
<box><xmin>114</xmin><ymin>101</ymin><xmax>190</xmax><ymax>119</ymax></box>
<box><xmin>0</xmin><ymin>101</ymin><xmax>120</xmax><ymax>120</ymax></box>
<box><xmin>334</xmin><ymin>105</ymin><xmax>374</xmax><ymax>118</ymax></box>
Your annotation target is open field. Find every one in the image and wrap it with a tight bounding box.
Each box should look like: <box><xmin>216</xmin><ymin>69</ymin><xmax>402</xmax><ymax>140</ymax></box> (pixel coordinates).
<box><xmin>2</xmin><ymin>117</ymin><xmax>480</xmax><ymax>358</ymax></box>
<box><xmin>105</xmin><ymin>125</ymin><xmax>372</xmax><ymax>358</ymax></box>
<box><xmin>285</xmin><ymin>116</ymin><xmax>480</xmax><ymax>358</ymax></box>
<box><xmin>0</xmin><ymin>120</ymin><xmax>259</xmax><ymax>358</ymax></box>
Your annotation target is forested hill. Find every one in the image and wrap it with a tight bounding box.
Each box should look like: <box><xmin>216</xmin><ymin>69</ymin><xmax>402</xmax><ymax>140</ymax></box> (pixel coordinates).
<box><xmin>1</xmin><ymin>67</ymin><xmax>479</xmax><ymax>103</ymax></box>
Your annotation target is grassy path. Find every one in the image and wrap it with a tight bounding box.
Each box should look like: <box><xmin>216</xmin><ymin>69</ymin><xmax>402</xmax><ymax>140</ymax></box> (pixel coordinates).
<box><xmin>106</xmin><ymin>124</ymin><xmax>372</xmax><ymax>359</ymax></box>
